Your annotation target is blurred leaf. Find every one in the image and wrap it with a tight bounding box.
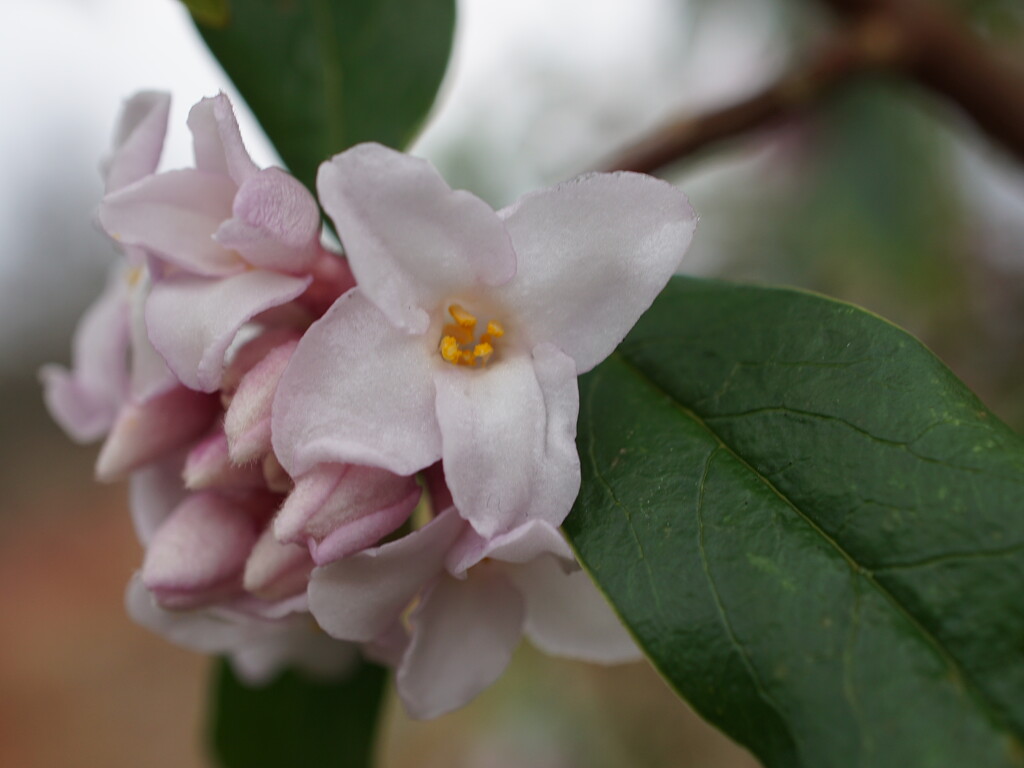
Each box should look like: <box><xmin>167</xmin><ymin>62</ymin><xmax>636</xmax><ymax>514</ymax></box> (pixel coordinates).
<box><xmin>566</xmin><ymin>277</ymin><xmax>1024</xmax><ymax>768</ymax></box>
<box><xmin>209</xmin><ymin>660</ymin><xmax>387</xmax><ymax>768</ymax></box>
<box><xmin>182</xmin><ymin>0</ymin><xmax>231</xmax><ymax>27</ymax></box>
<box><xmin>194</xmin><ymin>0</ymin><xmax>456</xmax><ymax>191</ymax></box>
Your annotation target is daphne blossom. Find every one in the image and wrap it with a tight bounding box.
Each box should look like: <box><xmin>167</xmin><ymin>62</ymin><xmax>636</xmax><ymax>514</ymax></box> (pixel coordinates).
<box><xmin>44</xmin><ymin>90</ymin><xmax>698</xmax><ymax>713</ymax></box>
<box><xmin>41</xmin><ymin>91</ymin><xmax>221</xmax><ymax>481</ymax></box>
<box><xmin>40</xmin><ymin>91</ymin><xmax>173</xmax><ymax>442</ymax></box>
<box><xmin>273</xmin><ymin>143</ymin><xmax>696</xmax><ymax>539</ymax></box>
<box><xmin>97</xmin><ymin>93</ymin><xmax>351</xmax><ymax>394</ymax></box>
<box><xmin>306</xmin><ymin>501</ymin><xmax>640</xmax><ymax>718</ymax></box>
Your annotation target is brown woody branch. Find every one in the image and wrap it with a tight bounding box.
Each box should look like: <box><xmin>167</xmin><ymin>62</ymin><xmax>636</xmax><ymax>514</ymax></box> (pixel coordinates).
<box><xmin>603</xmin><ymin>0</ymin><xmax>1024</xmax><ymax>174</ymax></box>
<box><xmin>821</xmin><ymin>0</ymin><xmax>1024</xmax><ymax>162</ymax></box>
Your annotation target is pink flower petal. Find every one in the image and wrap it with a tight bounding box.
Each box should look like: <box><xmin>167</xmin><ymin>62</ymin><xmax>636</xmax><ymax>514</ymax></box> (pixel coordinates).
<box><xmin>396</xmin><ymin>571</ymin><xmax>524</xmax><ymax>719</ymax></box>
<box><xmin>297</xmin><ymin>250</ymin><xmax>356</xmax><ymax>318</ymax></box>
<box><xmin>363</xmin><ymin>621</ymin><xmax>409</xmax><ymax>668</ymax></box>
<box><xmin>509</xmin><ymin>555</ymin><xmax>641</xmax><ymax>663</ymax></box>
<box><xmin>146</xmin><ymin>270</ymin><xmax>311</xmax><ymax>392</ymax></box>
<box><xmin>129</xmin><ymin>453</ymin><xmax>188</xmax><ymax>545</ymax></box>
<box><xmin>183</xmin><ymin>428</ymin><xmax>266</xmax><ymax>491</ymax></box>
<box><xmin>317</xmin><ymin>143</ymin><xmax>517</xmax><ymax>333</ymax></box>
<box><xmin>95</xmin><ymin>385</ymin><xmax>219</xmax><ymax>481</ymax></box>
<box><xmin>141</xmin><ymin>492</ymin><xmax>261</xmax><ymax>609</ymax></box>
<box><xmin>274</xmin><ymin>463</ymin><xmax>420</xmax><ymax>560</ymax></box>
<box><xmin>497</xmin><ymin>171</ymin><xmax>696</xmax><ymax>373</ymax></box>
<box><xmin>103</xmin><ymin>91</ymin><xmax>170</xmax><ymax>193</ymax></box>
<box><xmin>220</xmin><ymin>327</ymin><xmax>301</xmax><ymax>400</ymax></box>
<box><xmin>433</xmin><ymin>343</ymin><xmax>580</xmax><ymax>538</ymax></box>
<box><xmin>446</xmin><ymin>519</ymin><xmax>574</xmax><ymax>576</ymax></box>
<box><xmin>224</xmin><ymin>339</ymin><xmax>298</xmax><ymax>463</ymax></box>
<box><xmin>187</xmin><ymin>93</ymin><xmax>258</xmax><ymax>185</ymax></box>
<box><xmin>272</xmin><ymin>289</ymin><xmax>440</xmax><ymax>477</ymax></box>
<box><xmin>127</xmin><ymin>574</ymin><xmax>355</xmax><ymax>684</ymax></box>
<box><xmin>229</xmin><ymin>620</ymin><xmax>357</xmax><ymax>685</ymax></box>
<box><xmin>40</xmin><ymin>267</ymin><xmax>130</xmax><ymax>442</ymax></box>
<box><xmin>127</xmin><ymin>270</ymin><xmax>178</xmax><ymax>401</ymax></box>
<box><xmin>98</xmin><ymin>169</ymin><xmax>243</xmax><ymax>276</ymax></box>
<box><xmin>243</xmin><ymin>526</ymin><xmax>314</xmax><ymax>602</ymax></box>
<box><xmin>310</xmin><ymin>490</ymin><xmax>420</xmax><ymax>565</ymax></box>
<box><xmin>126</xmin><ymin>573</ymin><xmax>257</xmax><ymax>651</ymax></box>
<box><xmin>214</xmin><ymin>167</ymin><xmax>321</xmax><ymax>273</ymax></box>
<box><xmin>307</xmin><ymin>508</ymin><xmax>465</xmax><ymax>642</ymax></box>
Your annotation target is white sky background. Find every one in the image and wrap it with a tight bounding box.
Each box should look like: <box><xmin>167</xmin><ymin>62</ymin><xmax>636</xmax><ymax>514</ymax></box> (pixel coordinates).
<box><xmin>3</xmin><ymin>0</ymin><xmax>1022</xmax><ymax>380</ymax></box>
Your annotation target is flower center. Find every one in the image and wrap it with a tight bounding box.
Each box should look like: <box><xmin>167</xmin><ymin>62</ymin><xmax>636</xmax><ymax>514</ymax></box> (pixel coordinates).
<box><xmin>438</xmin><ymin>304</ymin><xmax>504</xmax><ymax>367</ymax></box>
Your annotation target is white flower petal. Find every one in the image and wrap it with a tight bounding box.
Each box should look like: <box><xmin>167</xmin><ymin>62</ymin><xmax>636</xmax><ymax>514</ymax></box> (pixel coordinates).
<box><xmin>317</xmin><ymin>143</ymin><xmax>516</xmax><ymax>333</ymax></box>
<box><xmin>434</xmin><ymin>343</ymin><xmax>580</xmax><ymax>538</ymax></box>
<box><xmin>128</xmin><ymin>269</ymin><xmax>177</xmax><ymax>401</ymax></box>
<box><xmin>396</xmin><ymin>571</ymin><xmax>524</xmax><ymax>719</ymax></box>
<box><xmin>307</xmin><ymin>508</ymin><xmax>464</xmax><ymax>642</ymax></box>
<box><xmin>187</xmin><ymin>93</ymin><xmax>258</xmax><ymax>185</ymax></box>
<box><xmin>498</xmin><ymin>171</ymin><xmax>696</xmax><ymax>373</ymax></box>
<box><xmin>146</xmin><ymin>270</ymin><xmax>311</xmax><ymax>392</ymax></box>
<box><xmin>214</xmin><ymin>167</ymin><xmax>321</xmax><ymax>273</ymax></box>
<box><xmin>446</xmin><ymin>518</ymin><xmax>574</xmax><ymax>575</ymax></box>
<box><xmin>98</xmin><ymin>169</ymin><xmax>242</xmax><ymax>276</ymax></box>
<box><xmin>40</xmin><ymin>266</ymin><xmax>130</xmax><ymax>442</ymax></box>
<box><xmin>103</xmin><ymin>91</ymin><xmax>170</xmax><ymax>193</ymax></box>
<box><xmin>272</xmin><ymin>289</ymin><xmax>441</xmax><ymax>477</ymax></box>
<box><xmin>510</xmin><ymin>555</ymin><xmax>642</xmax><ymax>663</ymax></box>
<box><xmin>95</xmin><ymin>385</ymin><xmax>219</xmax><ymax>481</ymax></box>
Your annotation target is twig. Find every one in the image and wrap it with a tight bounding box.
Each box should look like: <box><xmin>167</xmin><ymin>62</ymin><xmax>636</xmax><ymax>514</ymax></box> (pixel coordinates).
<box><xmin>603</xmin><ymin>1</ymin><xmax>1024</xmax><ymax>174</ymax></box>
<box><xmin>602</xmin><ymin>17</ymin><xmax>903</xmax><ymax>173</ymax></box>
<box><xmin>820</xmin><ymin>0</ymin><xmax>1024</xmax><ymax>164</ymax></box>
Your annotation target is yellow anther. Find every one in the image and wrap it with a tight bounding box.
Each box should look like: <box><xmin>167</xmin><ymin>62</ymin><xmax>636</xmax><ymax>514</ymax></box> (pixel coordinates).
<box><xmin>125</xmin><ymin>266</ymin><xmax>143</xmax><ymax>287</ymax></box>
<box><xmin>473</xmin><ymin>342</ymin><xmax>494</xmax><ymax>363</ymax></box>
<box><xmin>448</xmin><ymin>304</ymin><xmax>477</xmax><ymax>329</ymax></box>
<box><xmin>440</xmin><ymin>336</ymin><xmax>462</xmax><ymax>364</ymax></box>
<box><xmin>439</xmin><ymin>305</ymin><xmax>504</xmax><ymax>367</ymax></box>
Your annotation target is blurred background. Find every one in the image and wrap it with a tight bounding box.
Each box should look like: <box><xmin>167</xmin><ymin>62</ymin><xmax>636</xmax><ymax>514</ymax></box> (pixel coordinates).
<box><xmin>1</xmin><ymin>0</ymin><xmax>1022</xmax><ymax>765</ymax></box>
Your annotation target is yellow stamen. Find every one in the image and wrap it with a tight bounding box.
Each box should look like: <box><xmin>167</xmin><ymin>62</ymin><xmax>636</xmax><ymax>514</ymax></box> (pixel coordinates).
<box><xmin>448</xmin><ymin>304</ymin><xmax>477</xmax><ymax>329</ymax></box>
<box><xmin>473</xmin><ymin>342</ymin><xmax>494</xmax><ymax>364</ymax></box>
<box><xmin>126</xmin><ymin>266</ymin><xmax>143</xmax><ymax>287</ymax></box>
<box><xmin>439</xmin><ymin>305</ymin><xmax>504</xmax><ymax>367</ymax></box>
<box><xmin>440</xmin><ymin>336</ymin><xmax>462</xmax><ymax>364</ymax></box>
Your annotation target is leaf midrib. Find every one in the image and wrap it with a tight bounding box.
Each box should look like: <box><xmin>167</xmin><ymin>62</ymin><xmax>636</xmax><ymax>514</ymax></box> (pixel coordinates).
<box><xmin>610</xmin><ymin>349</ymin><xmax>1024</xmax><ymax>752</ymax></box>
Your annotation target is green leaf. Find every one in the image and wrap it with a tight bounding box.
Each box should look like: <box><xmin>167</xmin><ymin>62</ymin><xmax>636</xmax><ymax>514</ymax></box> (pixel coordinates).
<box><xmin>194</xmin><ymin>0</ymin><xmax>456</xmax><ymax>191</ymax></box>
<box><xmin>182</xmin><ymin>0</ymin><xmax>231</xmax><ymax>28</ymax></box>
<box><xmin>565</xmin><ymin>277</ymin><xmax>1024</xmax><ymax>768</ymax></box>
<box><xmin>208</xmin><ymin>660</ymin><xmax>387</xmax><ymax>768</ymax></box>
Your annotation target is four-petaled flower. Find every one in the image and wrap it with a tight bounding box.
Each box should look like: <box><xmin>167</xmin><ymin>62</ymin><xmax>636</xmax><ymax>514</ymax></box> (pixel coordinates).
<box><xmin>273</xmin><ymin>143</ymin><xmax>696</xmax><ymax>539</ymax></box>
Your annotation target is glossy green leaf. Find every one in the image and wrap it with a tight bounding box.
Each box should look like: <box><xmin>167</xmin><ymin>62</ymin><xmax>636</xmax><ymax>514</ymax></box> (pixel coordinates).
<box><xmin>566</xmin><ymin>277</ymin><xmax>1024</xmax><ymax>768</ymax></box>
<box><xmin>208</xmin><ymin>660</ymin><xmax>387</xmax><ymax>768</ymax></box>
<box><xmin>194</xmin><ymin>0</ymin><xmax>456</xmax><ymax>191</ymax></box>
<box><xmin>182</xmin><ymin>0</ymin><xmax>231</xmax><ymax>28</ymax></box>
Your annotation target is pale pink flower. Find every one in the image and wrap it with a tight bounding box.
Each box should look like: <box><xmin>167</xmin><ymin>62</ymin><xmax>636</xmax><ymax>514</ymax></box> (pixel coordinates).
<box><xmin>41</xmin><ymin>91</ymin><xmax>175</xmax><ymax>442</ymax></box>
<box><xmin>126</xmin><ymin>451</ymin><xmax>357</xmax><ymax>682</ymax></box>
<box><xmin>127</xmin><ymin>574</ymin><xmax>356</xmax><ymax>685</ymax></box>
<box><xmin>41</xmin><ymin>91</ymin><xmax>218</xmax><ymax>480</ymax></box>
<box><xmin>306</xmin><ymin>505</ymin><xmax>640</xmax><ymax>718</ymax></box>
<box><xmin>97</xmin><ymin>93</ymin><xmax>354</xmax><ymax>393</ymax></box>
<box><xmin>273</xmin><ymin>143</ymin><xmax>696</xmax><ymax>538</ymax></box>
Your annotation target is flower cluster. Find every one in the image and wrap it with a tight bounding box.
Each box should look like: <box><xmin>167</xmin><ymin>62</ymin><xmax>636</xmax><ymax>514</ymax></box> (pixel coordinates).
<box><xmin>43</xmin><ymin>91</ymin><xmax>696</xmax><ymax>717</ymax></box>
